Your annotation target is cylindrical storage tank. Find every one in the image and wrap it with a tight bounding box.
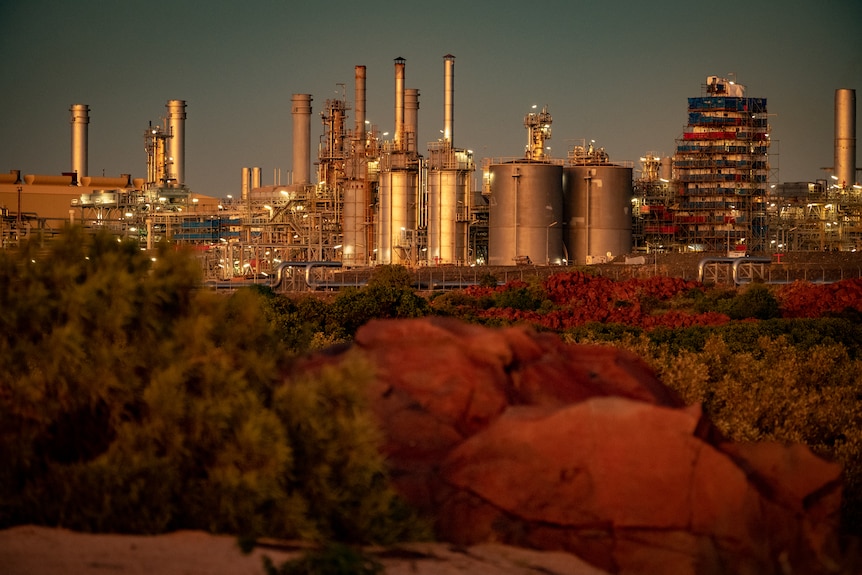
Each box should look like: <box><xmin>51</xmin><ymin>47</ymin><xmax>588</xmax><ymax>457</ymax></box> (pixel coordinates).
<box><xmin>488</xmin><ymin>162</ymin><xmax>563</xmax><ymax>266</ymax></box>
<box><xmin>291</xmin><ymin>94</ymin><xmax>313</xmax><ymax>184</ymax></box>
<box><xmin>427</xmin><ymin>169</ymin><xmax>468</xmax><ymax>264</ymax></box>
<box><xmin>835</xmin><ymin>89</ymin><xmax>857</xmax><ymax>187</ymax></box>
<box><xmin>342</xmin><ymin>179</ymin><xmax>367</xmax><ymax>266</ymax></box>
<box><xmin>660</xmin><ymin>156</ymin><xmax>673</xmax><ymax>181</ymax></box>
<box><xmin>377</xmin><ymin>169</ymin><xmax>417</xmax><ymax>265</ymax></box>
<box><xmin>70</xmin><ymin>104</ymin><xmax>89</xmax><ymax>180</ymax></box>
<box><xmin>166</xmin><ymin>100</ymin><xmax>186</xmax><ymax>187</ymax></box>
<box><xmin>563</xmin><ymin>164</ymin><xmax>633</xmax><ymax>265</ymax></box>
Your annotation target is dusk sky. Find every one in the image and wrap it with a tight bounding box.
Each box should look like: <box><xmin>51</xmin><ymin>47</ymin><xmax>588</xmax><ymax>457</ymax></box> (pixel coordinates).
<box><xmin>1</xmin><ymin>0</ymin><xmax>859</xmax><ymax>198</ymax></box>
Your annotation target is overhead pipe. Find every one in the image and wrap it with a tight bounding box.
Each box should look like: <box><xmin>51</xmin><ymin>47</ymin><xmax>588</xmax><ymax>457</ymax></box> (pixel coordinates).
<box><xmin>835</xmin><ymin>89</ymin><xmax>857</xmax><ymax>187</ymax></box>
<box><xmin>166</xmin><ymin>100</ymin><xmax>186</xmax><ymax>187</ymax></box>
<box><xmin>291</xmin><ymin>94</ymin><xmax>313</xmax><ymax>185</ymax></box>
<box><xmin>70</xmin><ymin>104</ymin><xmax>89</xmax><ymax>181</ymax></box>
<box><xmin>443</xmin><ymin>54</ymin><xmax>455</xmax><ymax>144</ymax></box>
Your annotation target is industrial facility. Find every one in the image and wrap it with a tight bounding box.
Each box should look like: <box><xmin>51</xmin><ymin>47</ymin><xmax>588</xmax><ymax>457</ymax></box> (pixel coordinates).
<box><xmin>0</xmin><ymin>62</ymin><xmax>859</xmax><ymax>286</ymax></box>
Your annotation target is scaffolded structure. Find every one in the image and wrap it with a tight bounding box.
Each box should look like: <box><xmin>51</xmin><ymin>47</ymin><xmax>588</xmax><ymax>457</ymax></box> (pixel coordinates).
<box><xmin>673</xmin><ymin>77</ymin><xmax>771</xmax><ymax>252</ymax></box>
<box><xmin>632</xmin><ymin>153</ymin><xmax>676</xmax><ymax>251</ymax></box>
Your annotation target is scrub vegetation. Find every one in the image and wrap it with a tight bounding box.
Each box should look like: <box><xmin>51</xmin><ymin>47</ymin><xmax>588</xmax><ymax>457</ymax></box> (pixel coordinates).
<box><xmin>2</xmin><ymin>227</ymin><xmax>862</xmax><ymax>544</ymax></box>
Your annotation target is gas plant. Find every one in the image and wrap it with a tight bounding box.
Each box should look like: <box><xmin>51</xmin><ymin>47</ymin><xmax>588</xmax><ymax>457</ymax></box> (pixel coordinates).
<box><xmin>1</xmin><ymin>67</ymin><xmax>859</xmax><ymax>285</ymax></box>
<box><xmin>14</xmin><ymin>54</ymin><xmax>637</xmax><ymax>282</ymax></box>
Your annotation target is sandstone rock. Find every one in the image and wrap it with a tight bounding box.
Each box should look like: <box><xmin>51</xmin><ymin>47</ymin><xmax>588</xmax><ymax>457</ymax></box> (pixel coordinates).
<box><xmin>297</xmin><ymin>317</ymin><xmax>846</xmax><ymax>574</ymax></box>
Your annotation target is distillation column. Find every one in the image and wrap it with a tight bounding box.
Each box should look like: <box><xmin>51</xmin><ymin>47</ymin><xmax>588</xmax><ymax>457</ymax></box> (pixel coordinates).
<box><xmin>70</xmin><ymin>104</ymin><xmax>89</xmax><ymax>181</ymax></box>
<box><xmin>166</xmin><ymin>99</ymin><xmax>186</xmax><ymax>187</ymax></box>
<box><xmin>343</xmin><ymin>65</ymin><xmax>368</xmax><ymax>265</ymax></box>
<box><xmin>835</xmin><ymin>89</ymin><xmax>857</xmax><ymax>187</ymax></box>
<box><xmin>378</xmin><ymin>57</ymin><xmax>419</xmax><ymax>265</ymax></box>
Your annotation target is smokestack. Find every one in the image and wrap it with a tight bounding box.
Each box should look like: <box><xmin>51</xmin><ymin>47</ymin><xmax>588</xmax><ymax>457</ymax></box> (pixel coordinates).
<box><xmin>835</xmin><ymin>89</ymin><xmax>857</xmax><ymax>187</ymax></box>
<box><xmin>443</xmin><ymin>54</ymin><xmax>455</xmax><ymax>144</ymax></box>
<box><xmin>251</xmin><ymin>166</ymin><xmax>262</xmax><ymax>189</ymax></box>
<box><xmin>354</xmin><ymin>65</ymin><xmax>366</xmax><ymax>144</ymax></box>
<box><xmin>394</xmin><ymin>57</ymin><xmax>405</xmax><ymax>151</ymax></box>
<box><xmin>70</xmin><ymin>104</ymin><xmax>89</xmax><ymax>180</ymax></box>
<box><xmin>291</xmin><ymin>94</ymin><xmax>313</xmax><ymax>185</ymax></box>
<box><xmin>405</xmin><ymin>88</ymin><xmax>419</xmax><ymax>154</ymax></box>
<box><xmin>241</xmin><ymin>167</ymin><xmax>250</xmax><ymax>200</ymax></box>
<box><xmin>166</xmin><ymin>99</ymin><xmax>186</xmax><ymax>187</ymax></box>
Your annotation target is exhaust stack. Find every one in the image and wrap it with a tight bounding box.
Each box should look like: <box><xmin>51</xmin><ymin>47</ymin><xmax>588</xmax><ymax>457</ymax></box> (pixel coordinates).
<box><xmin>443</xmin><ymin>54</ymin><xmax>455</xmax><ymax>144</ymax></box>
<box><xmin>835</xmin><ymin>89</ymin><xmax>857</xmax><ymax>187</ymax></box>
<box><xmin>291</xmin><ymin>94</ymin><xmax>313</xmax><ymax>185</ymax></box>
<box><xmin>70</xmin><ymin>104</ymin><xmax>89</xmax><ymax>180</ymax></box>
<box><xmin>166</xmin><ymin>100</ymin><xmax>186</xmax><ymax>187</ymax></box>
<box><xmin>354</xmin><ymin>66</ymin><xmax>366</xmax><ymax>143</ymax></box>
<box><xmin>394</xmin><ymin>57</ymin><xmax>405</xmax><ymax>151</ymax></box>
<box><xmin>405</xmin><ymin>88</ymin><xmax>419</xmax><ymax>153</ymax></box>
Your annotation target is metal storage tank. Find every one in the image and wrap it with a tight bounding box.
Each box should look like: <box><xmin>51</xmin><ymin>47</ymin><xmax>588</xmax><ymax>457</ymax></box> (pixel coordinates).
<box><xmin>342</xmin><ymin>178</ymin><xmax>367</xmax><ymax>266</ymax></box>
<box><xmin>377</xmin><ymin>169</ymin><xmax>418</xmax><ymax>264</ymax></box>
<box><xmin>563</xmin><ymin>164</ymin><xmax>633</xmax><ymax>264</ymax></box>
<box><xmin>427</xmin><ymin>165</ymin><xmax>469</xmax><ymax>264</ymax></box>
<box><xmin>488</xmin><ymin>161</ymin><xmax>563</xmax><ymax>266</ymax></box>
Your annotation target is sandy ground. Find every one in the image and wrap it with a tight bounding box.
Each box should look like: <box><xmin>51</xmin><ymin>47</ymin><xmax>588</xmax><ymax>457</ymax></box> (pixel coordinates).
<box><xmin>0</xmin><ymin>525</ymin><xmax>607</xmax><ymax>575</ymax></box>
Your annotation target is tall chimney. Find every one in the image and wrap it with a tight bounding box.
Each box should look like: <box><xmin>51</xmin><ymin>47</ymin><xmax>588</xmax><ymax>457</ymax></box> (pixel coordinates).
<box><xmin>835</xmin><ymin>89</ymin><xmax>857</xmax><ymax>187</ymax></box>
<box><xmin>251</xmin><ymin>166</ymin><xmax>262</xmax><ymax>189</ymax></box>
<box><xmin>241</xmin><ymin>167</ymin><xmax>250</xmax><ymax>200</ymax></box>
<box><xmin>394</xmin><ymin>57</ymin><xmax>406</xmax><ymax>151</ymax></box>
<box><xmin>405</xmin><ymin>88</ymin><xmax>420</xmax><ymax>153</ymax></box>
<box><xmin>443</xmin><ymin>54</ymin><xmax>455</xmax><ymax>145</ymax></box>
<box><xmin>166</xmin><ymin>99</ymin><xmax>186</xmax><ymax>187</ymax></box>
<box><xmin>70</xmin><ymin>104</ymin><xmax>89</xmax><ymax>180</ymax></box>
<box><xmin>354</xmin><ymin>65</ymin><xmax>366</xmax><ymax>144</ymax></box>
<box><xmin>291</xmin><ymin>94</ymin><xmax>313</xmax><ymax>185</ymax></box>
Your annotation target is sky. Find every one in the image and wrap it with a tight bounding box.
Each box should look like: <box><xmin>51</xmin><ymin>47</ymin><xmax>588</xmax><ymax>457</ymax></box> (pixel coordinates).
<box><xmin>1</xmin><ymin>0</ymin><xmax>860</xmax><ymax>198</ymax></box>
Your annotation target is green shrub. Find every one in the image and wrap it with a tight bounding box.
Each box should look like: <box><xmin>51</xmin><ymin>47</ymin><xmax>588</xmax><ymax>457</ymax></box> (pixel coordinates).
<box><xmin>0</xmin><ymin>229</ymin><xmax>426</xmax><ymax>545</ymax></box>
<box><xmin>263</xmin><ymin>542</ymin><xmax>383</xmax><ymax>575</ymax></box>
<box><xmin>366</xmin><ymin>265</ymin><xmax>413</xmax><ymax>289</ymax></box>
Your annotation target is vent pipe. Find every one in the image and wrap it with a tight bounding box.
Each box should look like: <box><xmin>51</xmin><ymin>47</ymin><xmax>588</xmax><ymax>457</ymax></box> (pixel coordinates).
<box><xmin>291</xmin><ymin>94</ymin><xmax>313</xmax><ymax>185</ymax></box>
<box><xmin>354</xmin><ymin>66</ymin><xmax>366</xmax><ymax>144</ymax></box>
<box><xmin>835</xmin><ymin>89</ymin><xmax>857</xmax><ymax>187</ymax></box>
<box><xmin>394</xmin><ymin>57</ymin><xmax>405</xmax><ymax>151</ymax></box>
<box><xmin>405</xmin><ymin>88</ymin><xmax>419</xmax><ymax>153</ymax></box>
<box><xmin>166</xmin><ymin>100</ymin><xmax>186</xmax><ymax>187</ymax></box>
<box><xmin>443</xmin><ymin>54</ymin><xmax>455</xmax><ymax>144</ymax></box>
<box><xmin>70</xmin><ymin>104</ymin><xmax>89</xmax><ymax>181</ymax></box>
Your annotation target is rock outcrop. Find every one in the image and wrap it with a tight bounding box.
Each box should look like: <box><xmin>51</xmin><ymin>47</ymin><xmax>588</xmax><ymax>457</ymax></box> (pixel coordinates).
<box><xmin>296</xmin><ymin>317</ymin><xmax>845</xmax><ymax>574</ymax></box>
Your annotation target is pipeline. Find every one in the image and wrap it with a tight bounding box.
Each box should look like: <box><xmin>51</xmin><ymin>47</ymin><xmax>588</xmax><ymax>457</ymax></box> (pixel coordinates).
<box><xmin>697</xmin><ymin>256</ymin><xmax>777</xmax><ymax>285</ymax></box>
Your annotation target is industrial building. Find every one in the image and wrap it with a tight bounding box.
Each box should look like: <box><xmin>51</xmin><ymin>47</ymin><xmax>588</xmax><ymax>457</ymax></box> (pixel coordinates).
<box><xmin>632</xmin><ymin>81</ymin><xmax>859</xmax><ymax>255</ymax></box>
<box><xmin>1</xmin><ymin>68</ymin><xmax>859</xmax><ymax>284</ymax></box>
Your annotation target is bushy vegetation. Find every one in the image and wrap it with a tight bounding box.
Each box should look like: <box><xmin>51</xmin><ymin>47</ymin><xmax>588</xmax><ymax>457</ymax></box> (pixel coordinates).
<box><xmin>0</xmin><ymin>228</ymin><xmax>427</xmax><ymax>544</ymax></box>
<box><xmin>4</xmin><ymin>230</ymin><xmax>862</xmax><ymax>541</ymax></box>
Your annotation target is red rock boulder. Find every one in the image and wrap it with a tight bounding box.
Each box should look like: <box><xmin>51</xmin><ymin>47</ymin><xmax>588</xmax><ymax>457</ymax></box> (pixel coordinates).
<box><xmin>294</xmin><ymin>317</ymin><xmax>845</xmax><ymax>574</ymax></box>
